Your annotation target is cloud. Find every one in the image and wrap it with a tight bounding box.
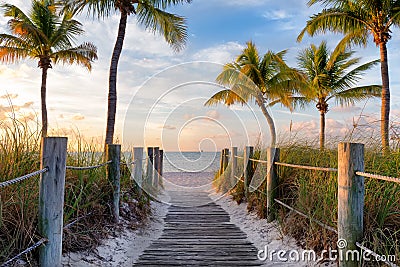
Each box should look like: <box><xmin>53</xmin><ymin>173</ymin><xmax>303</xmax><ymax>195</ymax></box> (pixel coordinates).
<box><xmin>331</xmin><ymin>106</ymin><xmax>362</xmax><ymax>113</ymax></box>
<box><xmin>206</xmin><ymin>110</ymin><xmax>220</xmax><ymax>119</ymax></box>
<box><xmin>286</xmin><ymin>118</ymin><xmax>347</xmax><ymax>136</ymax></box>
<box><xmin>0</xmin><ymin>102</ymin><xmax>34</xmax><ymax>120</ymax></box>
<box><xmin>192</xmin><ymin>42</ymin><xmax>244</xmax><ymax>64</ymax></box>
<box><xmin>159</xmin><ymin>124</ymin><xmax>176</xmax><ymax>130</ymax></box>
<box><xmin>184</xmin><ymin>114</ymin><xmax>195</xmax><ymax>120</ymax></box>
<box><xmin>263</xmin><ymin>10</ymin><xmax>292</xmax><ymax>20</ymax></box>
<box><xmin>214</xmin><ymin>0</ymin><xmax>266</xmax><ymax>6</ymax></box>
<box><xmin>72</xmin><ymin>114</ymin><xmax>85</xmax><ymax>121</ymax></box>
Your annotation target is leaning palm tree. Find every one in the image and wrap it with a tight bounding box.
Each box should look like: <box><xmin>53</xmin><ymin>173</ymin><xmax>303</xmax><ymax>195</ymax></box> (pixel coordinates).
<box><xmin>0</xmin><ymin>0</ymin><xmax>98</xmax><ymax>137</ymax></box>
<box><xmin>297</xmin><ymin>0</ymin><xmax>400</xmax><ymax>152</ymax></box>
<box><xmin>207</xmin><ymin>41</ymin><xmax>303</xmax><ymax>147</ymax></box>
<box><xmin>65</xmin><ymin>0</ymin><xmax>191</xmax><ymax>145</ymax></box>
<box><xmin>293</xmin><ymin>41</ymin><xmax>381</xmax><ymax>149</ymax></box>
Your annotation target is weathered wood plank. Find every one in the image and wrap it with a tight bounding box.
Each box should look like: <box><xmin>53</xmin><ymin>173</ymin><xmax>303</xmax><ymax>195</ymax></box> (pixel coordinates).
<box><xmin>133</xmin><ymin>190</ymin><xmax>262</xmax><ymax>266</ymax></box>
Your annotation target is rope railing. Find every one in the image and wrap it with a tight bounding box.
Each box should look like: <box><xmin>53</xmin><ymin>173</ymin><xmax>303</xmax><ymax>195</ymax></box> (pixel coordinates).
<box><xmin>274</xmin><ymin>199</ymin><xmax>338</xmax><ymax>234</ymax></box>
<box><xmin>120</xmin><ymin>160</ymin><xmax>136</xmax><ymax>166</ymax></box>
<box><xmin>64</xmin><ymin>212</ymin><xmax>93</xmax><ymax>230</ymax></box>
<box><xmin>356</xmin><ymin>172</ymin><xmax>400</xmax><ymax>184</ymax></box>
<box><xmin>355</xmin><ymin>242</ymin><xmax>398</xmax><ymax>267</ymax></box>
<box><xmin>66</xmin><ymin>160</ymin><xmax>112</xmax><ymax>171</ymax></box>
<box><xmin>275</xmin><ymin>162</ymin><xmax>338</xmax><ymax>172</ymax></box>
<box><xmin>248</xmin><ymin>158</ymin><xmax>268</xmax><ymax>164</ymax></box>
<box><xmin>0</xmin><ymin>168</ymin><xmax>48</xmax><ymax>189</ymax></box>
<box><xmin>234</xmin><ymin>155</ymin><xmax>244</xmax><ymax>159</ymax></box>
<box><xmin>0</xmin><ymin>238</ymin><xmax>47</xmax><ymax>267</ymax></box>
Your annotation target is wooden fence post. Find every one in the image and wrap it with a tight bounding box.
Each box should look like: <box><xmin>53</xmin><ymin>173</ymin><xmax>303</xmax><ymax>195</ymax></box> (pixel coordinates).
<box><xmin>133</xmin><ymin>147</ymin><xmax>144</xmax><ymax>195</ymax></box>
<box><xmin>223</xmin><ymin>148</ymin><xmax>229</xmax><ymax>172</ymax></box>
<box><xmin>107</xmin><ymin>144</ymin><xmax>121</xmax><ymax>223</ymax></box>
<box><xmin>244</xmin><ymin>146</ymin><xmax>254</xmax><ymax>196</ymax></box>
<box><xmin>146</xmin><ymin>147</ymin><xmax>154</xmax><ymax>186</ymax></box>
<box><xmin>153</xmin><ymin>147</ymin><xmax>160</xmax><ymax>188</ymax></box>
<box><xmin>338</xmin><ymin>143</ymin><xmax>364</xmax><ymax>267</ymax></box>
<box><xmin>158</xmin><ymin>150</ymin><xmax>164</xmax><ymax>186</ymax></box>
<box><xmin>267</xmin><ymin>147</ymin><xmax>280</xmax><ymax>223</ymax></box>
<box><xmin>39</xmin><ymin>137</ymin><xmax>67</xmax><ymax>267</ymax></box>
<box><xmin>231</xmin><ymin>147</ymin><xmax>238</xmax><ymax>182</ymax></box>
<box><xmin>219</xmin><ymin>149</ymin><xmax>224</xmax><ymax>176</ymax></box>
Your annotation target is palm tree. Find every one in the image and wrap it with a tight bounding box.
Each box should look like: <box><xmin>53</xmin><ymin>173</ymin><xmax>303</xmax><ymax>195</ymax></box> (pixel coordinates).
<box><xmin>0</xmin><ymin>0</ymin><xmax>98</xmax><ymax>137</ymax></box>
<box><xmin>207</xmin><ymin>41</ymin><xmax>302</xmax><ymax>147</ymax></box>
<box><xmin>297</xmin><ymin>0</ymin><xmax>400</xmax><ymax>152</ymax></box>
<box><xmin>65</xmin><ymin>0</ymin><xmax>191</xmax><ymax>145</ymax></box>
<box><xmin>293</xmin><ymin>41</ymin><xmax>381</xmax><ymax>149</ymax></box>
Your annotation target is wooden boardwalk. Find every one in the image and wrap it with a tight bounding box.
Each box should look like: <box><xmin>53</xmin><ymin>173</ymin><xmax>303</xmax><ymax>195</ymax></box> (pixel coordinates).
<box><xmin>133</xmin><ymin>191</ymin><xmax>263</xmax><ymax>266</ymax></box>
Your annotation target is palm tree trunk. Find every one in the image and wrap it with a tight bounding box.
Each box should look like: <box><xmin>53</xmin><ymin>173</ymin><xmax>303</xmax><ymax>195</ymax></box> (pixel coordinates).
<box><xmin>105</xmin><ymin>11</ymin><xmax>128</xmax><ymax>145</ymax></box>
<box><xmin>320</xmin><ymin>111</ymin><xmax>325</xmax><ymax>150</ymax></box>
<box><xmin>256</xmin><ymin>95</ymin><xmax>276</xmax><ymax>147</ymax></box>
<box><xmin>41</xmin><ymin>67</ymin><xmax>48</xmax><ymax>137</ymax></box>
<box><xmin>379</xmin><ymin>42</ymin><xmax>390</xmax><ymax>153</ymax></box>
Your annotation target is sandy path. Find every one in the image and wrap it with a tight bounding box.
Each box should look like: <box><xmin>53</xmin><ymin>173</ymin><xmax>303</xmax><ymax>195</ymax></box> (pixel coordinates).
<box><xmin>63</xmin><ymin>172</ymin><xmax>330</xmax><ymax>266</ymax></box>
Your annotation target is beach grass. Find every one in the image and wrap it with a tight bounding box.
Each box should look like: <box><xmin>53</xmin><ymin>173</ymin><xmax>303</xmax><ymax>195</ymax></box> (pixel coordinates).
<box><xmin>0</xmin><ymin>117</ymin><xmax>150</xmax><ymax>264</ymax></box>
<box><xmin>214</xmin><ymin>137</ymin><xmax>400</xmax><ymax>265</ymax></box>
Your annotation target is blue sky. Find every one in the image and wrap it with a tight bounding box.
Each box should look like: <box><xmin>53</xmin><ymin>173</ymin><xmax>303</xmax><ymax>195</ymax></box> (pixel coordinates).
<box><xmin>0</xmin><ymin>0</ymin><xmax>399</xmax><ymax>151</ymax></box>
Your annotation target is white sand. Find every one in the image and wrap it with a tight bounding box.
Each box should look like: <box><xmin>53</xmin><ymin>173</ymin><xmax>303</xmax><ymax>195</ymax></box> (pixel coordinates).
<box><xmin>63</xmin><ymin>172</ymin><xmax>333</xmax><ymax>266</ymax></box>
<box><xmin>211</xmin><ymin>192</ymin><xmax>307</xmax><ymax>266</ymax></box>
<box><xmin>62</xmin><ymin>200</ymin><xmax>169</xmax><ymax>267</ymax></box>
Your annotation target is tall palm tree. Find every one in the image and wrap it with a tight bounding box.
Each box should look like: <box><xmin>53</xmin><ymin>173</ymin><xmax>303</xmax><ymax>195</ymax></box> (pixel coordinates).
<box><xmin>65</xmin><ymin>0</ymin><xmax>191</xmax><ymax>145</ymax></box>
<box><xmin>297</xmin><ymin>0</ymin><xmax>400</xmax><ymax>152</ymax></box>
<box><xmin>293</xmin><ymin>41</ymin><xmax>381</xmax><ymax>149</ymax></box>
<box><xmin>207</xmin><ymin>41</ymin><xmax>302</xmax><ymax>147</ymax></box>
<box><xmin>0</xmin><ymin>0</ymin><xmax>98</xmax><ymax>137</ymax></box>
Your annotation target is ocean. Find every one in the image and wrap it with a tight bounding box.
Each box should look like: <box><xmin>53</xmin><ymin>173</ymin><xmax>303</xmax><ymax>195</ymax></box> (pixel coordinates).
<box><xmin>162</xmin><ymin>151</ymin><xmax>221</xmax><ymax>173</ymax></box>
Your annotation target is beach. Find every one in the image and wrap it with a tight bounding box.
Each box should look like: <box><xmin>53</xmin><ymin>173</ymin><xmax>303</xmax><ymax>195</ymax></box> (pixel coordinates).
<box><xmin>62</xmin><ymin>171</ymin><xmax>331</xmax><ymax>267</ymax></box>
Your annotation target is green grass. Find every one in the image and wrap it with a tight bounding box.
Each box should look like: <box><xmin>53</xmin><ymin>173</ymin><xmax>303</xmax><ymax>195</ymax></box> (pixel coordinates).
<box><xmin>0</xmin><ymin>117</ymin><xmax>151</xmax><ymax>264</ymax></box>
<box><xmin>214</xmin><ymin>139</ymin><xmax>400</xmax><ymax>265</ymax></box>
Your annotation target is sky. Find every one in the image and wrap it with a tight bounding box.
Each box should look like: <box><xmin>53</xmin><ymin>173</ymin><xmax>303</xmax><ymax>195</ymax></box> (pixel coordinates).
<box><xmin>1</xmin><ymin>0</ymin><xmax>400</xmax><ymax>151</ymax></box>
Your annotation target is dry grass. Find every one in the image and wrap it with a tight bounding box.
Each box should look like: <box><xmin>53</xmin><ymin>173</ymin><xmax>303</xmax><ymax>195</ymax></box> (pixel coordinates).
<box><xmin>214</xmin><ymin>137</ymin><xmax>400</xmax><ymax>266</ymax></box>
<box><xmin>0</xmin><ymin>117</ymin><xmax>151</xmax><ymax>265</ymax></box>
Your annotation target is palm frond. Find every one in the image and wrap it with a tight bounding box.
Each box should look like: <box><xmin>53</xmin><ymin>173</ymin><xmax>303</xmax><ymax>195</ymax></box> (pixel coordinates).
<box><xmin>204</xmin><ymin>89</ymin><xmax>247</xmax><ymax>107</ymax></box>
<box><xmin>330</xmin><ymin>85</ymin><xmax>381</xmax><ymax>106</ymax></box>
<box><xmin>63</xmin><ymin>0</ymin><xmax>115</xmax><ymax>18</ymax></box>
<box><xmin>0</xmin><ymin>34</ymin><xmax>33</xmax><ymax>50</ymax></box>
<box><xmin>0</xmin><ymin>46</ymin><xmax>31</xmax><ymax>63</ymax></box>
<box><xmin>297</xmin><ymin>8</ymin><xmax>368</xmax><ymax>42</ymax></box>
<box><xmin>268</xmin><ymin>96</ymin><xmax>311</xmax><ymax>111</ymax></box>
<box><xmin>332</xmin><ymin>59</ymin><xmax>380</xmax><ymax>91</ymax></box>
<box><xmin>136</xmin><ymin>2</ymin><xmax>187</xmax><ymax>52</ymax></box>
<box><xmin>52</xmin><ymin>42</ymin><xmax>98</xmax><ymax>70</ymax></box>
<box><xmin>150</xmin><ymin>0</ymin><xmax>193</xmax><ymax>9</ymax></box>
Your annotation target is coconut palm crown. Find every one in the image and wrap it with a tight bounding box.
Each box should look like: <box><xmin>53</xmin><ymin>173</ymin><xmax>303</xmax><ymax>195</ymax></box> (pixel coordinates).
<box><xmin>297</xmin><ymin>0</ymin><xmax>400</xmax><ymax>151</ymax></box>
<box><xmin>0</xmin><ymin>0</ymin><xmax>98</xmax><ymax>136</ymax></box>
<box><xmin>292</xmin><ymin>41</ymin><xmax>381</xmax><ymax>149</ymax></box>
<box><xmin>207</xmin><ymin>41</ymin><xmax>303</xmax><ymax>147</ymax></box>
<box><xmin>64</xmin><ymin>0</ymin><xmax>192</xmax><ymax>145</ymax></box>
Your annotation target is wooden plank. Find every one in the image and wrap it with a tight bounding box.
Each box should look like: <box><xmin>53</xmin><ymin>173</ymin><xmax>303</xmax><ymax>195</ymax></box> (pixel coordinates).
<box><xmin>134</xmin><ymin>190</ymin><xmax>262</xmax><ymax>266</ymax></box>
